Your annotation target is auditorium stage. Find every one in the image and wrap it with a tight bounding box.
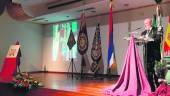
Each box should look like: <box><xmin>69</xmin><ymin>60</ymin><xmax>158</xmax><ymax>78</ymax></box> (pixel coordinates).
<box><xmin>0</xmin><ymin>73</ymin><xmax>118</xmax><ymax>96</ymax></box>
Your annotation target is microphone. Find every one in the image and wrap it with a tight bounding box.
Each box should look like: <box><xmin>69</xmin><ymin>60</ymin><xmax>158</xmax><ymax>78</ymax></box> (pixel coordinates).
<box><xmin>135</xmin><ymin>27</ymin><xmax>142</xmax><ymax>31</ymax></box>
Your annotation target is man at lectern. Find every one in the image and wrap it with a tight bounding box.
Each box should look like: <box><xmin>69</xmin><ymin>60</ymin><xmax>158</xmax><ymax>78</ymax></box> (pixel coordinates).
<box><xmin>140</xmin><ymin>18</ymin><xmax>161</xmax><ymax>91</ymax></box>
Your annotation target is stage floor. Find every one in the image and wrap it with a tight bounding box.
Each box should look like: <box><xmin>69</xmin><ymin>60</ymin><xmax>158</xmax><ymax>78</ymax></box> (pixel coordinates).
<box><xmin>30</xmin><ymin>72</ymin><xmax>118</xmax><ymax>96</ymax></box>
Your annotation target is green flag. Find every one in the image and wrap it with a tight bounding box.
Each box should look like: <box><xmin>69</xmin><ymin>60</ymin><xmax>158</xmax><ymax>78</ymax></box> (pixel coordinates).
<box><xmin>152</xmin><ymin>14</ymin><xmax>157</xmax><ymax>28</ymax></box>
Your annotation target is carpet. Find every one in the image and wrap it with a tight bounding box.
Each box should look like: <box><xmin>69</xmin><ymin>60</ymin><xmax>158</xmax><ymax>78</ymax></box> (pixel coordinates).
<box><xmin>0</xmin><ymin>83</ymin><xmax>28</xmax><ymax>96</ymax></box>
<box><xmin>0</xmin><ymin>83</ymin><xmax>89</xmax><ymax>96</ymax></box>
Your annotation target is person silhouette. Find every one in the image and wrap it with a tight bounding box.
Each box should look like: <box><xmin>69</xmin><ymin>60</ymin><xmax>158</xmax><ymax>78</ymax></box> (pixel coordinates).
<box><xmin>15</xmin><ymin>41</ymin><xmax>21</xmax><ymax>73</ymax></box>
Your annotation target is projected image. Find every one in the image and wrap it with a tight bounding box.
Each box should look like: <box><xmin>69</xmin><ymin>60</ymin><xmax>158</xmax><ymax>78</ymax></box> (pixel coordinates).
<box><xmin>52</xmin><ymin>21</ymin><xmax>78</xmax><ymax>61</ymax></box>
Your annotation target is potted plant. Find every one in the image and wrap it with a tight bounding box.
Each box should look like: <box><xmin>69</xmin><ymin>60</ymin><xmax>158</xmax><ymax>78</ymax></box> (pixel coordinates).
<box><xmin>11</xmin><ymin>72</ymin><xmax>43</xmax><ymax>90</ymax></box>
<box><xmin>154</xmin><ymin>60</ymin><xmax>166</xmax><ymax>79</ymax></box>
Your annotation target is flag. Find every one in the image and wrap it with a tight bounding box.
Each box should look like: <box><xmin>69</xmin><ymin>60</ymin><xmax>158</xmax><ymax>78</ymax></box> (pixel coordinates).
<box><xmin>164</xmin><ymin>16</ymin><xmax>170</xmax><ymax>52</ymax></box>
<box><xmin>152</xmin><ymin>14</ymin><xmax>157</xmax><ymax>29</ymax></box>
<box><xmin>91</xmin><ymin>24</ymin><xmax>102</xmax><ymax>61</ymax></box>
<box><xmin>67</xmin><ymin>29</ymin><xmax>76</xmax><ymax>50</ymax></box>
<box><xmin>91</xmin><ymin>24</ymin><xmax>102</xmax><ymax>72</ymax></box>
<box><xmin>77</xmin><ymin>13</ymin><xmax>88</xmax><ymax>55</ymax></box>
<box><xmin>107</xmin><ymin>3</ymin><xmax>116</xmax><ymax>68</ymax></box>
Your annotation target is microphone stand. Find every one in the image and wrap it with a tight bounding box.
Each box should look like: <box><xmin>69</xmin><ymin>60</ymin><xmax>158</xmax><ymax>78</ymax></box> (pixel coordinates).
<box><xmin>67</xmin><ymin>49</ymin><xmax>77</xmax><ymax>79</ymax></box>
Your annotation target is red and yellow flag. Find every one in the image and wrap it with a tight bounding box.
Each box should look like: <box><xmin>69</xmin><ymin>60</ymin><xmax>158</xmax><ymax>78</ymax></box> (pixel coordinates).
<box><xmin>164</xmin><ymin>16</ymin><xmax>170</xmax><ymax>52</ymax></box>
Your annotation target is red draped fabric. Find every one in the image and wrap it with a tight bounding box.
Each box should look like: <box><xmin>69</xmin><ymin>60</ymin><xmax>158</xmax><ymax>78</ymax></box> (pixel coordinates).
<box><xmin>0</xmin><ymin>58</ymin><xmax>17</xmax><ymax>83</ymax></box>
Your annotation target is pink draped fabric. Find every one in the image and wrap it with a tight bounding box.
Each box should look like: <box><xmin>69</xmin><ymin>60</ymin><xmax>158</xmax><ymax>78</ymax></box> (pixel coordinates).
<box><xmin>104</xmin><ymin>34</ymin><xmax>151</xmax><ymax>96</ymax></box>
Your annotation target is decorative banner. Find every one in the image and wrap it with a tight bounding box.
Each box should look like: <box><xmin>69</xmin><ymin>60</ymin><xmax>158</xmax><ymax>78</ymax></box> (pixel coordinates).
<box><xmin>6</xmin><ymin>45</ymin><xmax>20</xmax><ymax>58</ymax></box>
<box><xmin>91</xmin><ymin>24</ymin><xmax>102</xmax><ymax>61</ymax></box>
<box><xmin>77</xmin><ymin>13</ymin><xmax>88</xmax><ymax>55</ymax></box>
<box><xmin>67</xmin><ymin>29</ymin><xmax>76</xmax><ymax>50</ymax></box>
<box><xmin>90</xmin><ymin>24</ymin><xmax>102</xmax><ymax>72</ymax></box>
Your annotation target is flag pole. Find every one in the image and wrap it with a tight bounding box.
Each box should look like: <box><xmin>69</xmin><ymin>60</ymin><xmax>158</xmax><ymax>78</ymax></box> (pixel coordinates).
<box><xmin>156</xmin><ymin>2</ymin><xmax>164</xmax><ymax>63</ymax></box>
<box><xmin>107</xmin><ymin>0</ymin><xmax>116</xmax><ymax>77</ymax></box>
<box><xmin>107</xmin><ymin>0</ymin><xmax>112</xmax><ymax>77</ymax></box>
<box><xmin>67</xmin><ymin>24</ymin><xmax>77</xmax><ymax>78</ymax></box>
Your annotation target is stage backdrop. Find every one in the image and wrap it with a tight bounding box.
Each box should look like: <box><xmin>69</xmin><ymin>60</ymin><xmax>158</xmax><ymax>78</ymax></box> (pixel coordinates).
<box><xmin>43</xmin><ymin>3</ymin><xmax>170</xmax><ymax>75</ymax></box>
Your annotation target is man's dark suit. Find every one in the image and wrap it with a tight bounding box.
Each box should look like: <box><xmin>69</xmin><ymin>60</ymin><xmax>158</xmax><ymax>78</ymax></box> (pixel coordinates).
<box><xmin>141</xmin><ymin>27</ymin><xmax>161</xmax><ymax>91</ymax></box>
